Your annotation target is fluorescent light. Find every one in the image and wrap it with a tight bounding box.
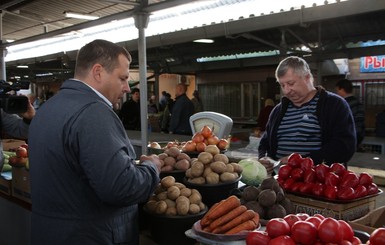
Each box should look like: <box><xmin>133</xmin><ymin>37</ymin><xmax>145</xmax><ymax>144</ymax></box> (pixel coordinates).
<box><xmin>17</xmin><ymin>65</ymin><xmax>29</xmax><ymax>68</ymax></box>
<box><xmin>193</xmin><ymin>39</ymin><xmax>214</xmax><ymax>43</ymax></box>
<box><xmin>64</xmin><ymin>11</ymin><xmax>99</xmax><ymax>20</ymax></box>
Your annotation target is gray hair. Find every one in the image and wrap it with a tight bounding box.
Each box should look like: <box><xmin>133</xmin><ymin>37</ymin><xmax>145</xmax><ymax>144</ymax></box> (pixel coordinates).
<box><xmin>275</xmin><ymin>56</ymin><xmax>313</xmax><ymax>82</ymax></box>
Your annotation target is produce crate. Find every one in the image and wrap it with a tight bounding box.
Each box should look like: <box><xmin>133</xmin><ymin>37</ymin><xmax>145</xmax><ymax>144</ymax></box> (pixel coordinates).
<box><xmin>11</xmin><ymin>167</ymin><xmax>31</xmax><ymax>204</ymax></box>
<box><xmin>0</xmin><ymin>171</ymin><xmax>12</xmax><ymax>195</ymax></box>
<box><xmin>348</xmin><ymin>206</ymin><xmax>385</xmax><ymax>234</ymax></box>
<box><xmin>2</xmin><ymin>139</ymin><xmax>26</xmax><ymax>151</ymax></box>
<box><xmin>286</xmin><ymin>193</ymin><xmax>377</xmax><ymax>221</ymax></box>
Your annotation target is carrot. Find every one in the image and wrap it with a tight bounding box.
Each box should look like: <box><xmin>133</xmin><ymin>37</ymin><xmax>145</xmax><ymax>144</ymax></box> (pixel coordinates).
<box><xmin>200</xmin><ymin>195</ymin><xmax>240</xmax><ymax>227</ymax></box>
<box><xmin>251</xmin><ymin>213</ymin><xmax>260</xmax><ymax>227</ymax></box>
<box><xmin>224</xmin><ymin>219</ymin><xmax>257</xmax><ymax>235</ymax></box>
<box><xmin>212</xmin><ymin>209</ymin><xmax>256</xmax><ymax>234</ymax></box>
<box><xmin>208</xmin><ymin>205</ymin><xmax>247</xmax><ymax>230</ymax></box>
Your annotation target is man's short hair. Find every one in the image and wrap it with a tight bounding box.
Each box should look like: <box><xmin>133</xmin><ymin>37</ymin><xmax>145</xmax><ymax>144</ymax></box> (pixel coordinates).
<box><xmin>131</xmin><ymin>88</ymin><xmax>140</xmax><ymax>94</ymax></box>
<box><xmin>336</xmin><ymin>79</ymin><xmax>353</xmax><ymax>93</ymax></box>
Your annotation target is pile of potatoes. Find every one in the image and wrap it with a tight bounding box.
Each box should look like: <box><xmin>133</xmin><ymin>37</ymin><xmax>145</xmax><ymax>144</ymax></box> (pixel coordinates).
<box><xmin>158</xmin><ymin>146</ymin><xmax>192</xmax><ymax>172</ymax></box>
<box><xmin>145</xmin><ymin>176</ymin><xmax>206</xmax><ymax>216</ymax></box>
<box><xmin>185</xmin><ymin>145</ymin><xmax>243</xmax><ymax>185</ymax></box>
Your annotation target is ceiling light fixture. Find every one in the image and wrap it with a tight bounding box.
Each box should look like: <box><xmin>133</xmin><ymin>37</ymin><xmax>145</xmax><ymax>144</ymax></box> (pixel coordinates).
<box><xmin>64</xmin><ymin>11</ymin><xmax>99</xmax><ymax>20</ymax></box>
<box><xmin>193</xmin><ymin>39</ymin><xmax>214</xmax><ymax>43</ymax></box>
<box><xmin>17</xmin><ymin>65</ymin><xmax>29</xmax><ymax>68</ymax></box>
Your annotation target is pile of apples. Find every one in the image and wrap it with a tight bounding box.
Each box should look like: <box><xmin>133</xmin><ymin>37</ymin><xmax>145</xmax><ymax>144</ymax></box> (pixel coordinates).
<box><xmin>182</xmin><ymin>125</ymin><xmax>229</xmax><ymax>152</ymax></box>
<box><xmin>8</xmin><ymin>144</ymin><xmax>29</xmax><ymax>169</ymax></box>
<box><xmin>277</xmin><ymin>153</ymin><xmax>379</xmax><ymax>200</ymax></box>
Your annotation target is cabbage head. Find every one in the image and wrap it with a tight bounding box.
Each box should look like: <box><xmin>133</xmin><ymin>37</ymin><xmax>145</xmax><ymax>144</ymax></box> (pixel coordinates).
<box><xmin>238</xmin><ymin>157</ymin><xmax>267</xmax><ymax>187</ymax></box>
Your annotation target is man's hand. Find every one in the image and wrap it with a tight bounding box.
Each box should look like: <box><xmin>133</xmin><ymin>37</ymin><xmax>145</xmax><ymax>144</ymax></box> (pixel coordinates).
<box><xmin>258</xmin><ymin>157</ymin><xmax>275</xmax><ymax>176</ymax></box>
<box><xmin>140</xmin><ymin>154</ymin><xmax>161</xmax><ymax>172</ymax></box>
<box><xmin>21</xmin><ymin>99</ymin><xmax>36</xmax><ymax>120</ymax></box>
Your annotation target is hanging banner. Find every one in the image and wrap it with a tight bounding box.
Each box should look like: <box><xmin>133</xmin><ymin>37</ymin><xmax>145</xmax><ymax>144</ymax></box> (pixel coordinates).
<box><xmin>360</xmin><ymin>56</ymin><xmax>385</xmax><ymax>73</ymax></box>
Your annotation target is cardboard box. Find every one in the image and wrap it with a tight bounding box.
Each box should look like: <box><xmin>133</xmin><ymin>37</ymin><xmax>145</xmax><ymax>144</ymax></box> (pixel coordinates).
<box><xmin>11</xmin><ymin>167</ymin><xmax>31</xmax><ymax>204</ymax></box>
<box><xmin>0</xmin><ymin>171</ymin><xmax>12</xmax><ymax>195</ymax></box>
<box><xmin>2</xmin><ymin>139</ymin><xmax>26</xmax><ymax>151</ymax></box>
<box><xmin>286</xmin><ymin>193</ymin><xmax>377</xmax><ymax>221</ymax></box>
<box><xmin>348</xmin><ymin>206</ymin><xmax>385</xmax><ymax>234</ymax></box>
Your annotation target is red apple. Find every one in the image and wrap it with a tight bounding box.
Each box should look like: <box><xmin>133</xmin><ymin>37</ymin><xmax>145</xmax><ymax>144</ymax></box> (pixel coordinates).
<box><xmin>16</xmin><ymin>146</ymin><xmax>28</xmax><ymax>158</ymax></box>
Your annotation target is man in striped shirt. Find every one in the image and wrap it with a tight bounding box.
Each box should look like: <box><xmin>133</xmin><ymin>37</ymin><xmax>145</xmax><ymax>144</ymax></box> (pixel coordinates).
<box><xmin>258</xmin><ymin>56</ymin><xmax>356</xmax><ymax>170</ymax></box>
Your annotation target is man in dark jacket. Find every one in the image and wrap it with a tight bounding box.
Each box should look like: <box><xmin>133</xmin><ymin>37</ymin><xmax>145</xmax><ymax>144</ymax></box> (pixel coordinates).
<box><xmin>336</xmin><ymin>78</ymin><xmax>365</xmax><ymax>147</ymax></box>
<box><xmin>259</xmin><ymin>56</ymin><xmax>356</xmax><ymax>168</ymax></box>
<box><xmin>169</xmin><ymin>83</ymin><xmax>194</xmax><ymax>135</ymax></box>
<box><xmin>29</xmin><ymin>40</ymin><xmax>161</xmax><ymax>245</ymax></box>
<box><xmin>119</xmin><ymin>87</ymin><xmax>141</xmax><ymax>130</ymax></box>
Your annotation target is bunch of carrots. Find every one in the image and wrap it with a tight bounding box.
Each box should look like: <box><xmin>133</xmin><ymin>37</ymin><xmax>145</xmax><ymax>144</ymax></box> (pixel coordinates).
<box><xmin>200</xmin><ymin>195</ymin><xmax>260</xmax><ymax>235</ymax></box>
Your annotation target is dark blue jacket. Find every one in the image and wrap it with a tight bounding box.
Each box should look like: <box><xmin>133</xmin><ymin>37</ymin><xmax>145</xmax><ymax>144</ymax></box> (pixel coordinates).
<box><xmin>259</xmin><ymin>87</ymin><xmax>356</xmax><ymax>165</ymax></box>
<box><xmin>29</xmin><ymin>80</ymin><xmax>159</xmax><ymax>245</ymax></box>
<box><xmin>169</xmin><ymin>93</ymin><xmax>194</xmax><ymax>135</ymax></box>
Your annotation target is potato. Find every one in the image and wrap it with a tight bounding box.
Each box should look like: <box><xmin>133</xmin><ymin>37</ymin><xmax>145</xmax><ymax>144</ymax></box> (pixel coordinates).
<box><xmin>161</xmin><ymin>165</ymin><xmax>173</xmax><ymax>172</ymax></box>
<box><xmin>197</xmin><ymin>152</ymin><xmax>213</xmax><ymax>164</ymax></box>
<box><xmin>180</xmin><ymin>187</ymin><xmax>192</xmax><ymax>197</ymax></box>
<box><xmin>220</xmin><ymin>172</ymin><xmax>237</xmax><ymax>182</ymax></box>
<box><xmin>198</xmin><ymin>201</ymin><xmax>206</xmax><ymax>211</ymax></box>
<box><xmin>210</xmin><ymin>161</ymin><xmax>227</xmax><ymax>174</ymax></box>
<box><xmin>176</xmin><ymin>152</ymin><xmax>191</xmax><ymax>161</ymax></box>
<box><xmin>189</xmin><ymin>203</ymin><xmax>201</xmax><ymax>214</ymax></box>
<box><xmin>203</xmin><ymin>166</ymin><xmax>213</xmax><ymax>177</ymax></box>
<box><xmin>176</xmin><ymin>196</ymin><xmax>190</xmax><ymax>215</ymax></box>
<box><xmin>230</xmin><ymin>162</ymin><xmax>243</xmax><ymax>174</ymax></box>
<box><xmin>175</xmin><ymin>159</ymin><xmax>190</xmax><ymax>171</ymax></box>
<box><xmin>154</xmin><ymin>184</ymin><xmax>165</xmax><ymax>194</ymax></box>
<box><xmin>167</xmin><ymin>186</ymin><xmax>181</xmax><ymax>200</ymax></box>
<box><xmin>206</xmin><ymin>172</ymin><xmax>220</xmax><ymax>184</ymax></box>
<box><xmin>174</xmin><ymin>182</ymin><xmax>186</xmax><ymax>189</ymax></box>
<box><xmin>225</xmin><ymin>164</ymin><xmax>234</xmax><ymax>173</ymax></box>
<box><xmin>188</xmin><ymin>192</ymin><xmax>202</xmax><ymax>204</ymax></box>
<box><xmin>161</xmin><ymin>176</ymin><xmax>175</xmax><ymax>188</ymax></box>
<box><xmin>191</xmin><ymin>189</ymin><xmax>201</xmax><ymax>197</ymax></box>
<box><xmin>163</xmin><ymin>156</ymin><xmax>176</xmax><ymax>167</ymax></box>
<box><xmin>156</xmin><ymin>191</ymin><xmax>168</xmax><ymax>200</ymax></box>
<box><xmin>164</xmin><ymin>198</ymin><xmax>176</xmax><ymax>208</ymax></box>
<box><xmin>155</xmin><ymin>200</ymin><xmax>167</xmax><ymax>214</ymax></box>
<box><xmin>185</xmin><ymin>168</ymin><xmax>193</xmax><ymax>178</ymax></box>
<box><xmin>159</xmin><ymin>159</ymin><xmax>165</xmax><ymax>167</ymax></box>
<box><xmin>165</xmin><ymin>206</ymin><xmax>177</xmax><ymax>216</ymax></box>
<box><xmin>145</xmin><ymin>200</ymin><xmax>157</xmax><ymax>213</ymax></box>
<box><xmin>188</xmin><ymin>177</ymin><xmax>206</xmax><ymax>185</ymax></box>
<box><xmin>213</xmin><ymin>153</ymin><xmax>229</xmax><ymax>164</ymax></box>
<box><xmin>165</xmin><ymin>147</ymin><xmax>180</xmax><ymax>158</ymax></box>
<box><xmin>190</xmin><ymin>161</ymin><xmax>204</xmax><ymax>177</ymax></box>
<box><xmin>158</xmin><ymin>152</ymin><xmax>168</xmax><ymax>160</ymax></box>
<box><xmin>205</xmin><ymin>145</ymin><xmax>220</xmax><ymax>155</ymax></box>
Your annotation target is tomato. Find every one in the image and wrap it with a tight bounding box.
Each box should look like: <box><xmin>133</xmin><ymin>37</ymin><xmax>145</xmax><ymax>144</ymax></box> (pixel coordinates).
<box><xmin>340</xmin><ymin>171</ymin><xmax>359</xmax><ymax>189</ymax></box>
<box><xmin>245</xmin><ymin>231</ymin><xmax>270</xmax><ymax>245</ymax></box>
<box><xmin>291</xmin><ymin>221</ymin><xmax>318</xmax><ymax>245</ymax></box>
<box><xmin>369</xmin><ymin>227</ymin><xmax>385</xmax><ymax>245</ymax></box>
<box><xmin>324</xmin><ymin>172</ymin><xmax>340</xmax><ymax>186</ymax></box>
<box><xmin>282</xmin><ymin>178</ymin><xmax>295</xmax><ymax>190</ymax></box>
<box><xmin>268</xmin><ymin>235</ymin><xmax>296</xmax><ymax>245</ymax></box>
<box><xmin>300</xmin><ymin>157</ymin><xmax>314</xmax><ymax>171</ymax></box>
<box><xmin>354</xmin><ymin>185</ymin><xmax>368</xmax><ymax>198</ymax></box>
<box><xmin>351</xmin><ymin>236</ymin><xmax>362</xmax><ymax>245</ymax></box>
<box><xmin>16</xmin><ymin>146</ymin><xmax>28</xmax><ymax>158</ymax></box>
<box><xmin>303</xmin><ymin>168</ymin><xmax>316</xmax><ymax>183</ymax></box>
<box><xmin>324</xmin><ymin>185</ymin><xmax>338</xmax><ymax>200</ymax></box>
<box><xmin>217</xmin><ymin>138</ymin><xmax>229</xmax><ymax>150</ymax></box>
<box><xmin>367</xmin><ymin>182</ymin><xmax>379</xmax><ymax>195</ymax></box>
<box><xmin>318</xmin><ymin>217</ymin><xmax>342</xmax><ymax>244</ymax></box>
<box><xmin>200</xmin><ymin>125</ymin><xmax>212</xmax><ymax>138</ymax></box>
<box><xmin>296</xmin><ymin>213</ymin><xmax>310</xmax><ymax>221</ymax></box>
<box><xmin>287</xmin><ymin>153</ymin><xmax>303</xmax><ymax>168</ymax></box>
<box><xmin>305</xmin><ymin>216</ymin><xmax>322</xmax><ymax>229</ymax></box>
<box><xmin>330</xmin><ymin>162</ymin><xmax>347</xmax><ymax>176</ymax></box>
<box><xmin>20</xmin><ymin>143</ymin><xmax>29</xmax><ymax>150</ymax></box>
<box><xmin>299</xmin><ymin>182</ymin><xmax>314</xmax><ymax>194</ymax></box>
<box><xmin>290</xmin><ymin>182</ymin><xmax>303</xmax><ymax>192</ymax></box>
<box><xmin>340</xmin><ymin>240</ymin><xmax>353</xmax><ymax>245</ymax></box>
<box><xmin>359</xmin><ymin>172</ymin><xmax>373</xmax><ymax>186</ymax></box>
<box><xmin>265</xmin><ymin>218</ymin><xmax>290</xmax><ymax>238</ymax></box>
<box><xmin>290</xmin><ymin>167</ymin><xmax>304</xmax><ymax>181</ymax></box>
<box><xmin>278</xmin><ymin>165</ymin><xmax>292</xmax><ymax>180</ymax></box>
<box><xmin>315</xmin><ymin>163</ymin><xmax>330</xmax><ymax>182</ymax></box>
<box><xmin>338</xmin><ymin>220</ymin><xmax>354</xmax><ymax>242</ymax></box>
<box><xmin>314</xmin><ymin>214</ymin><xmax>325</xmax><ymax>221</ymax></box>
<box><xmin>283</xmin><ymin>214</ymin><xmax>300</xmax><ymax>228</ymax></box>
<box><xmin>192</xmin><ymin>132</ymin><xmax>205</xmax><ymax>143</ymax></box>
<box><xmin>312</xmin><ymin>183</ymin><xmax>325</xmax><ymax>197</ymax></box>
<box><xmin>337</xmin><ymin>187</ymin><xmax>356</xmax><ymax>200</ymax></box>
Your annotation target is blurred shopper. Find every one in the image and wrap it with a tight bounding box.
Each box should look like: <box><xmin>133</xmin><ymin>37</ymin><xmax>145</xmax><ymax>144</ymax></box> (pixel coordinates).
<box><xmin>376</xmin><ymin>109</ymin><xmax>385</xmax><ymax>137</ymax></box>
<box><xmin>191</xmin><ymin>90</ymin><xmax>204</xmax><ymax>113</ymax></box>
<box><xmin>148</xmin><ymin>94</ymin><xmax>158</xmax><ymax>114</ymax></box>
<box><xmin>28</xmin><ymin>39</ymin><xmax>161</xmax><ymax>245</ymax></box>
<box><xmin>256</xmin><ymin>98</ymin><xmax>275</xmax><ymax>132</ymax></box>
<box><xmin>258</xmin><ymin>56</ymin><xmax>356</xmax><ymax>172</ymax></box>
<box><xmin>159</xmin><ymin>90</ymin><xmax>168</xmax><ymax>111</ymax></box>
<box><xmin>336</xmin><ymin>78</ymin><xmax>365</xmax><ymax>147</ymax></box>
<box><xmin>119</xmin><ymin>87</ymin><xmax>141</xmax><ymax>130</ymax></box>
<box><xmin>160</xmin><ymin>93</ymin><xmax>174</xmax><ymax>133</ymax></box>
<box><xmin>169</xmin><ymin>83</ymin><xmax>194</xmax><ymax>135</ymax></box>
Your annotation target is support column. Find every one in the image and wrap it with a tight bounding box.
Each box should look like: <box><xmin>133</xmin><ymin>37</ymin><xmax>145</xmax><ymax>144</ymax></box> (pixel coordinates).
<box><xmin>134</xmin><ymin>12</ymin><xmax>150</xmax><ymax>155</ymax></box>
<box><xmin>0</xmin><ymin>10</ymin><xmax>7</xmax><ymax>81</ymax></box>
